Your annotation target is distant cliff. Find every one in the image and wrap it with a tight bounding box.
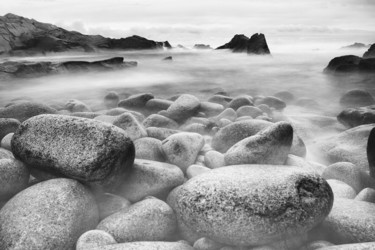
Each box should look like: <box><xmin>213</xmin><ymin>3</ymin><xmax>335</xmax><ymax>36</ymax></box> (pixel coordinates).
<box><xmin>217</xmin><ymin>33</ymin><xmax>271</xmax><ymax>55</ymax></box>
<box><xmin>0</xmin><ymin>13</ymin><xmax>171</xmax><ymax>54</ymax></box>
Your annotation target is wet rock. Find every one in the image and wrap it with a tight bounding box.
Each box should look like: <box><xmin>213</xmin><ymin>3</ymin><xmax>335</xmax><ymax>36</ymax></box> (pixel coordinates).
<box><xmin>76</xmin><ymin>230</ymin><xmax>117</xmax><ymax>250</ymax></box>
<box><xmin>168</xmin><ymin>165</ymin><xmax>333</xmax><ymax>246</ymax></box>
<box><xmin>273</xmin><ymin>91</ymin><xmax>295</xmax><ymax>103</ymax></box>
<box><xmin>134</xmin><ymin>137</ymin><xmax>165</xmax><ymax>162</ymax></box>
<box><xmin>186</xmin><ymin>164</ymin><xmax>211</xmax><ymax>179</ymax></box>
<box><xmin>366</xmin><ymin>127</ymin><xmax>375</xmax><ymax>178</ymax></box>
<box><xmin>324</xmin><ymin>55</ymin><xmax>362</xmax><ymax>73</ymax></box>
<box><xmin>326</xmin><ymin>179</ymin><xmax>357</xmax><ymax>199</ymax></box>
<box><xmin>322</xmin><ymin>198</ymin><xmax>375</xmax><ymax>243</ymax></box>
<box><xmin>118</xmin><ymin>159</ymin><xmax>184</xmax><ymax>202</ymax></box>
<box><xmin>0</xmin><ymin>118</ymin><xmax>20</xmax><ymax>141</ymax></box>
<box><xmin>65</xmin><ymin>99</ymin><xmax>91</xmax><ymax>112</ymax></box>
<box><xmin>11</xmin><ymin>114</ymin><xmax>135</xmax><ymax>191</ymax></box>
<box><xmin>90</xmin><ymin>241</ymin><xmax>194</xmax><ymax>250</ymax></box>
<box><xmin>118</xmin><ymin>93</ymin><xmax>154</xmax><ymax>110</ymax></box>
<box><xmin>193</xmin><ymin>237</ymin><xmax>224</xmax><ymax>250</ymax></box>
<box><xmin>97</xmin><ymin>197</ymin><xmax>177</xmax><ymax>243</ymax></box>
<box><xmin>104</xmin><ymin>91</ymin><xmax>120</xmax><ymax>109</ymax></box>
<box><xmin>355</xmin><ymin>188</ymin><xmax>375</xmax><ymax>203</ymax></box>
<box><xmin>339</xmin><ymin>89</ymin><xmax>375</xmax><ymax>108</ymax></box>
<box><xmin>224</xmin><ymin>122</ymin><xmax>293</xmax><ymax>165</ymax></box>
<box><xmin>199</xmin><ymin>102</ymin><xmax>224</xmax><ymax>117</ymax></box>
<box><xmin>204</xmin><ymin>150</ymin><xmax>225</xmax><ymax>169</ymax></box>
<box><xmin>255</xmin><ymin>96</ymin><xmax>286</xmax><ymax>110</ymax></box>
<box><xmin>162</xmin><ymin>132</ymin><xmax>205</xmax><ymax>172</ymax></box>
<box><xmin>145</xmin><ymin>99</ymin><xmax>173</xmax><ymax>113</ymax></box>
<box><xmin>112</xmin><ymin>113</ymin><xmax>147</xmax><ymax>141</ymax></box>
<box><xmin>338</xmin><ymin>105</ymin><xmax>375</xmax><ymax>128</ymax></box>
<box><xmin>165</xmin><ymin>94</ymin><xmax>200</xmax><ymax>123</ymax></box>
<box><xmin>211</xmin><ymin>119</ymin><xmax>272</xmax><ymax>153</ymax></box>
<box><xmin>97</xmin><ymin>193</ymin><xmax>132</xmax><ymax>221</ymax></box>
<box><xmin>216</xmin><ymin>33</ymin><xmax>271</xmax><ymax>55</ymax></box>
<box><xmin>1</xmin><ymin>133</ymin><xmax>12</xmax><ymax>151</ymax></box>
<box><xmin>228</xmin><ymin>96</ymin><xmax>253</xmax><ymax>110</ymax></box>
<box><xmin>142</xmin><ymin>114</ymin><xmax>179</xmax><ymax>129</ymax></box>
<box><xmin>0</xmin><ymin>102</ymin><xmax>57</xmax><ymax>122</ymax></box>
<box><xmin>0</xmin><ymin>178</ymin><xmax>99</xmax><ymax>250</ymax></box>
<box><xmin>146</xmin><ymin>127</ymin><xmax>179</xmax><ymax>140</ymax></box>
<box><xmin>236</xmin><ymin>106</ymin><xmax>262</xmax><ymax>118</ymax></box>
<box><xmin>0</xmin><ymin>158</ymin><xmax>29</xmax><ymax>200</ymax></box>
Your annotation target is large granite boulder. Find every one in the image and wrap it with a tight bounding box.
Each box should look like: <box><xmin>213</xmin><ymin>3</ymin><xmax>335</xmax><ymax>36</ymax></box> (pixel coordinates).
<box><xmin>0</xmin><ymin>102</ymin><xmax>56</xmax><ymax>122</ymax></box>
<box><xmin>217</xmin><ymin>33</ymin><xmax>271</xmax><ymax>55</ymax></box>
<box><xmin>337</xmin><ymin>105</ymin><xmax>375</xmax><ymax>128</ymax></box>
<box><xmin>0</xmin><ymin>178</ymin><xmax>99</xmax><ymax>250</ymax></box>
<box><xmin>167</xmin><ymin>165</ymin><xmax>333</xmax><ymax>247</ymax></box>
<box><xmin>11</xmin><ymin>114</ymin><xmax>135</xmax><ymax>191</ymax></box>
<box><xmin>339</xmin><ymin>89</ymin><xmax>375</xmax><ymax>108</ymax></box>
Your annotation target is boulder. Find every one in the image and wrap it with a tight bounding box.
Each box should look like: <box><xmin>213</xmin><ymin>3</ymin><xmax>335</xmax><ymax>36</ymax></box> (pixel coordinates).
<box><xmin>11</xmin><ymin>114</ymin><xmax>135</xmax><ymax>191</ymax></box>
<box><xmin>118</xmin><ymin>93</ymin><xmax>154</xmax><ymax>110</ymax></box>
<box><xmin>76</xmin><ymin>230</ymin><xmax>117</xmax><ymax>250</ymax></box>
<box><xmin>164</xmin><ymin>94</ymin><xmax>200</xmax><ymax>123</ymax></box>
<box><xmin>145</xmin><ymin>99</ymin><xmax>173</xmax><ymax>113</ymax></box>
<box><xmin>326</xmin><ymin>179</ymin><xmax>357</xmax><ymax>199</ymax></box>
<box><xmin>186</xmin><ymin>165</ymin><xmax>211</xmax><ymax>179</ymax></box>
<box><xmin>0</xmin><ymin>178</ymin><xmax>99</xmax><ymax>250</ymax></box>
<box><xmin>204</xmin><ymin>150</ymin><xmax>225</xmax><ymax>169</ymax></box>
<box><xmin>228</xmin><ymin>96</ymin><xmax>253</xmax><ymax>110</ymax></box>
<box><xmin>363</xmin><ymin>43</ymin><xmax>375</xmax><ymax>58</ymax></box>
<box><xmin>216</xmin><ymin>33</ymin><xmax>271</xmax><ymax>55</ymax></box>
<box><xmin>162</xmin><ymin>132</ymin><xmax>205</xmax><ymax>172</ymax></box>
<box><xmin>112</xmin><ymin>113</ymin><xmax>147</xmax><ymax>141</ymax></box>
<box><xmin>324</xmin><ymin>55</ymin><xmax>362</xmax><ymax>73</ymax></box>
<box><xmin>134</xmin><ymin>137</ymin><xmax>165</xmax><ymax>162</ymax></box>
<box><xmin>118</xmin><ymin>159</ymin><xmax>184</xmax><ymax>202</ymax></box>
<box><xmin>224</xmin><ymin>122</ymin><xmax>293</xmax><ymax>165</ymax></box>
<box><xmin>146</xmin><ymin>127</ymin><xmax>180</xmax><ymax>140</ymax></box>
<box><xmin>97</xmin><ymin>193</ymin><xmax>132</xmax><ymax>221</ymax></box>
<box><xmin>0</xmin><ymin>118</ymin><xmax>20</xmax><ymax>141</ymax></box>
<box><xmin>338</xmin><ymin>105</ymin><xmax>375</xmax><ymax>128</ymax></box>
<box><xmin>142</xmin><ymin>114</ymin><xmax>178</xmax><ymax>129</ymax></box>
<box><xmin>339</xmin><ymin>89</ymin><xmax>375</xmax><ymax>108</ymax></box>
<box><xmin>97</xmin><ymin>197</ymin><xmax>177</xmax><ymax>243</ymax></box>
<box><xmin>168</xmin><ymin>165</ymin><xmax>333</xmax><ymax>246</ymax></box>
<box><xmin>255</xmin><ymin>96</ymin><xmax>286</xmax><ymax>110</ymax></box>
<box><xmin>65</xmin><ymin>99</ymin><xmax>91</xmax><ymax>112</ymax></box>
<box><xmin>0</xmin><ymin>158</ymin><xmax>29</xmax><ymax>200</ymax></box>
<box><xmin>0</xmin><ymin>102</ymin><xmax>56</xmax><ymax>122</ymax></box>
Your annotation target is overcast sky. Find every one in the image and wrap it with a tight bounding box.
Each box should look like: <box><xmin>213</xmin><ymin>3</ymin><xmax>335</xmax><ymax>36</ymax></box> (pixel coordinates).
<box><xmin>1</xmin><ymin>0</ymin><xmax>374</xmax><ymax>49</ymax></box>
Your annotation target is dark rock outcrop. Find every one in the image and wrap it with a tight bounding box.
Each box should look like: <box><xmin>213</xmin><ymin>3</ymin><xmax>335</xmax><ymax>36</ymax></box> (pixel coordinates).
<box><xmin>341</xmin><ymin>43</ymin><xmax>370</xmax><ymax>49</ymax></box>
<box><xmin>193</xmin><ymin>44</ymin><xmax>212</xmax><ymax>50</ymax></box>
<box><xmin>364</xmin><ymin>44</ymin><xmax>375</xmax><ymax>58</ymax></box>
<box><xmin>0</xmin><ymin>13</ymin><xmax>171</xmax><ymax>54</ymax></box>
<box><xmin>338</xmin><ymin>106</ymin><xmax>375</xmax><ymax>128</ymax></box>
<box><xmin>324</xmin><ymin>54</ymin><xmax>375</xmax><ymax>74</ymax></box>
<box><xmin>0</xmin><ymin>57</ymin><xmax>137</xmax><ymax>78</ymax></box>
<box><xmin>217</xmin><ymin>33</ymin><xmax>271</xmax><ymax>55</ymax></box>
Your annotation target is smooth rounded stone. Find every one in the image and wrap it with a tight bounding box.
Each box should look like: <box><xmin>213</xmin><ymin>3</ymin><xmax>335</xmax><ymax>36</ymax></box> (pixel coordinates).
<box><xmin>236</xmin><ymin>116</ymin><xmax>253</xmax><ymax>122</ymax></box>
<box><xmin>103</xmin><ymin>107</ymin><xmax>128</xmax><ymax>116</ymax></box>
<box><xmin>199</xmin><ymin>102</ymin><xmax>224</xmax><ymax>117</ymax></box>
<box><xmin>76</xmin><ymin>230</ymin><xmax>117</xmax><ymax>250</ymax></box>
<box><xmin>286</xmin><ymin>154</ymin><xmax>327</xmax><ymax>175</ymax></box>
<box><xmin>0</xmin><ymin>158</ymin><xmax>29</xmax><ymax>200</ymax></box>
<box><xmin>165</xmin><ymin>94</ymin><xmax>201</xmax><ymax>123</ymax></box>
<box><xmin>167</xmin><ymin>165</ymin><xmax>333</xmax><ymax>247</ymax></box>
<box><xmin>268</xmin><ymin>233</ymin><xmax>308</xmax><ymax>250</ymax></box>
<box><xmin>316</xmin><ymin>242</ymin><xmax>375</xmax><ymax>250</ymax></box>
<box><xmin>186</xmin><ymin>164</ymin><xmax>211</xmax><ymax>179</ymax></box>
<box><xmin>146</xmin><ymin>127</ymin><xmax>180</xmax><ymax>140</ymax></box>
<box><xmin>97</xmin><ymin>193</ymin><xmax>132</xmax><ymax>220</ymax></box>
<box><xmin>237</xmin><ymin>106</ymin><xmax>262</xmax><ymax>118</ymax></box>
<box><xmin>193</xmin><ymin>237</ymin><xmax>224</xmax><ymax>250</ymax></box>
<box><xmin>118</xmin><ymin>159</ymin><xmax>184</xmax><ymax>202</ymax></box>
<box><xmin>295</xmin><ymin>98</ymin><xmax>319</xmax><ymax>108</ymax></box>
<box><xmin>273</xmin><ymin>91</ymin><xmax>295</xmax><ymax>103</ymax></box>
<box><xmin>104</xmin><ymin>91</ymin><xmax>120</xmax><ymax>109</ymax></box>
<box><xmin>183</xmin><ymin>123</ymin><xmax>208</xmax><ymax>134</ymax></box>
<box><xmin>322</xmin><ymin>162</ymin><xmax>370</xmax><ymax>193</ymax></box>
<box><xmin>218</xmin><ymin>118</ymin><xmax>233</xmax><ymax>127</ymax></box>
<box><xmin>337</xmin><ymin>105</ymin><xmax>375</xmax><ymax>128</ymax></box>
<box><xmin>212</xmin><ymin>119</ymin><xmax>272</xmax><ymax>153</ymax></box>
<box><xmin>134</xmin><ymin>137</ymin><xmax>165</xmax><ymax>162</ymax></box>
<box><xmin>0</xmin><ymin>102</ymin><xmax>57</xmax><ymax>122</ymax></box>
<box><xmin>70</xmin><ymin>111</ymin><xmax>100</xmax><ymax>119</ymax></box>
<box><xmin>313</xmin><ymin>124</ymin><xmax>374</xmax><ymax>173</ymax></box>
<box><xmin>0</xmin><ymin>118</ymin><xmax>20</xmax><ymax>141</ymax></box>
<box><xmin>204</xmin><ymin>150</ymin><xmax>225</xmax><ymax>169</ymax></box>
<box><xmin>162</xmin><ymin>132</ymin><xmax>205</xmax><ymax>172</ymax></box>
<box><xmin>257</xmin><ymin>104</ymin><xmax>273</xmax><ymax>116</ymax></box>
<box><xmin>11</xmin><ymin>114</ymin><xmax>135</xmax><ymax>191</ymax></box>
<box><xmin>355</xmin><ymin>188</ymin><xmax>375</xmax><ymax>203</ymax></box>
<box><xmin>90</xmin><ymin>241</ymin><xmax>194</xmax><ymax>250</ymax></box>
<box><xmin>65</xmin><ymin>99</ymin><xmax>91</xmax><ymax>112</ymax></box>
<box><xmin>303</xmin><ymin>240</ymin><xmax>334</xmax><ymax>250</ymax></box>
<box><xmin>228</xmin><ymin>96</ymin><xmax>253</xmax><ymax>110</ymax></box>
<box><xmin>255</xmin><ymin>96</ymin><xmax>286</xmax><ymax>110</ymax></box>
<box><xmin>213</xmin><ymin>108</ymin><xmax>237</xmax><ymax>122</ymax></box>
<box><xmin>112</xmin><ymin>113</ymin><xmax>147</xmax><ymax>141</ymax></box>
<box><xmin>291</xmin><ymin>133</ymin><xmax>307</xmax><ymax>158</ymax></box>
<box><xmin>145</xmin><ymin>98</ymin><xmax>173</xmax><ymax>113</ymax></box>
<box><xmin>0</xmin><ymin>148</ymin><xmax>13</xmax><ymax>159</ymax></box>
<box><xmin>224</xmin><ymin>122</ymin><xmax>293</xmax><ymax>165</ymax></box>
<box><xmin>339</xmin><ymin>89</ymin><xmax>375</xmax><ymax>108</ymax></box>
<box><xmin>256</xmin><ymin>115</ymin><xmax>272</xmax><ymax>122</ymax></box>
<box><xmin>142</xmin><ymin>114</ymin><xmax>178</xmax><ymax>129</ymax></box>
<box><xmin>118</xmin><ymin>93</ymin><xmax>154</xmax><ymax>110</ymax></box>
<box><xmin>95</xmin><ymin>114</ymin><xmax>117</xmax><ymax>124</ymax></box>
<box><xmin>327</xmin><ymin>179</ymin><xmax>357</xmax><ymax>199</ymax></box>
<box><xmin>207</xmin><ymin>95</ymin><xmax>232</xmax><ymax>107</ymax></box>
<box><xmin>0</xmin><ymin>178</ymin><xmax>99</xmax><ymax>250</ymax></box>
<box><xmin>97</xmin><ymin>197</ymin><xmax>177</xmax><ymax>243</ymax></box>
<box><xmin>1</xmin><ymin>133</ymin><xmax>13</xmax><ymax>151</ymax></box>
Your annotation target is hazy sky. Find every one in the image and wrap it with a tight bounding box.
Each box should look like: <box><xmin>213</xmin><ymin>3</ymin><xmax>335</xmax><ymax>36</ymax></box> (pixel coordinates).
<box><xmin>1</xmin><ymin>0</ymin><xmax>374</xmax><ymax>49</ymax></box>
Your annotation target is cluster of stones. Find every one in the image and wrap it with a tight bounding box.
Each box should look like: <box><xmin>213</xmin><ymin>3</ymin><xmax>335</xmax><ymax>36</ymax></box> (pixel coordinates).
<box><xmin>0</xmin><ymin>88</ymin><xmax>374</xmax><ymax>250</ymax></box>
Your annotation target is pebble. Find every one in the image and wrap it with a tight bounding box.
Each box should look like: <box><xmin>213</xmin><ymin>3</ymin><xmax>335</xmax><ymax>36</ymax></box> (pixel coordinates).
<box><xmin>76</xmin><ymin>230</ymin><xmax>117</xmax><ymax>250</ymax></box>
<box><xmin>165</xmin><ymin>94</ymin><xmax>201</xmax><ymax>123</ymax></box>
<box><xmin>0</xmin><ymin>132</ymin><xmax>13</xmax><ymax>151</ymax></box>
<box><xmin>186</xmin><ymin>164</ymin><xmax>211</xmax><ymax>179</ymax></box>
<box><xmin>134</xmin><ymin>137</ymin><xmax>165</xmax><ymax>162</ymax></box>
<box><xmin>0</xmin><ymin>118</ymin><xmax>20</xmax><ymax>141</ymax></box>
<box><xmin>112</xmin><ymin>112</ymin><xmax>147</xmax><ymax>141</ymax></box>
<box><xmin>142</xmin><ymin>114</ymin><xmax>179</xmax><ymax>129</ymax></box>
<box><xmin>204</xmin><ymin>150</ymin><xmax>225</xmax><ymax>169</ymax></box>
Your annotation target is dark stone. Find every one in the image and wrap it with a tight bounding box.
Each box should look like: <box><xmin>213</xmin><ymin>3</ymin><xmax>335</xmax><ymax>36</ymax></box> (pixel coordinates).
<box><xmin>163</xmin><ymin>56</ymin><xmax>173</xmax><ymax>61</ymax></box>
<box><xmin>0</xmin><ymin>102</ymin><xmax>56</xmax><ymax>122</ymax></box>
<box><xmin>217</xmin><ymin>33</ymin><xmax>271</xmax><ymax>55</ymax></box>
<box><xmin>118</xmin><ymin>93</ymin><xmax>154</xmax><ymax>110</ymax></box>
<box><xmin>324</xmin><ymin>55</ymin><xmax>362</xmax><ymax>73</ymax></box>
<box><xmin>0</xmin><ymin>118</ymin><xmax>20</xmax><ymax>141</ymax></box>
<box><xmin>367</xmin><ymin>127</ymin><xmax>375</xmax><ymax>178</ymax></box>
<box><xmin>193</xmin><ymin>44</ymin><xmax>212</xmax><ymax>50</ymax></box>
<box><xmin>338</xmin><ymin>105</ymin><xmax>375</xmax><ymax>128</ymax></box>
<box><xmin>339</xmin><ymin>89</ymin><xmax>375</xmax><ymax>108</ymax></box>
<box><xmin>363</xmin><ymin>43</ymin><xmax>375</xmax><ymax>58</ymax></box>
